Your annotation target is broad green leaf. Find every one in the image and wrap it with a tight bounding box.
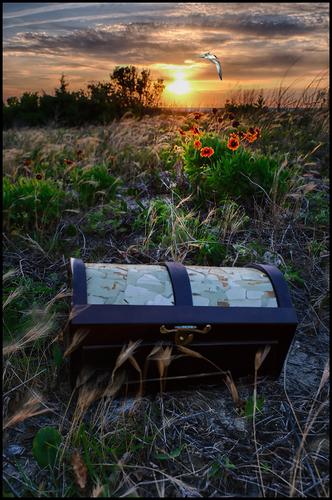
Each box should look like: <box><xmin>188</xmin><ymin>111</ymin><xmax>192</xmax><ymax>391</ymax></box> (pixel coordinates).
<box><xmin>32</xmin><ymin>427</ymin><xmax>62</xmax><ymax>468</ymax></box>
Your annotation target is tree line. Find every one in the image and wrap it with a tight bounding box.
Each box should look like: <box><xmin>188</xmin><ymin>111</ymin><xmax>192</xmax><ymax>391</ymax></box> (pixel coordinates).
<box><xmin>3</xmin><ymin>66</ymin><xmax>165</xmax><ymax>128</ymax></box>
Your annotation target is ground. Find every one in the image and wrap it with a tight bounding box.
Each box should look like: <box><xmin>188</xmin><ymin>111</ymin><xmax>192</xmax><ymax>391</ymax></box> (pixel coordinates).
<box><xmin>3</xmin><ymin>107</ymin><xmax>329</xmax><ymax>497</ymax></box>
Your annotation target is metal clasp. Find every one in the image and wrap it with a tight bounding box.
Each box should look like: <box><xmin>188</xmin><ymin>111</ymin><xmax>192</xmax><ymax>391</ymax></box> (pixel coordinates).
<box><xmin>160</xmin><ymin>324</ymin><xmax>211</xmax><ymax>345</ymax></box>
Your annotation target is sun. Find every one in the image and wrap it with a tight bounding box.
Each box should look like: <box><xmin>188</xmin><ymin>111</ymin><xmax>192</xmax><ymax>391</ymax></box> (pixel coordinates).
<box><xmin>167</xmin><ymin>71</ymin><xmax>191</xmax><ymax>95</ymax></box>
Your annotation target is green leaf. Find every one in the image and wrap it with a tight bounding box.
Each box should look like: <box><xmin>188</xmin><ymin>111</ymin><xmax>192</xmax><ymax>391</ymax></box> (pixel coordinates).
<box><xmin>224</xmin><ymin>457</ymin><xmax>236</xmax><ymax>470</ymax></box>
<box><xmin>52</xmin><ymin>343</ymin><xmax>63</xmax><ymax>368</ymax></box>
<box><xmin>261</xmin><ymin>461</ymin><xmax>270</xmax><ymax>472</ymax></box>
<box><xmin>245</xmin><ymin>396</ymin><xmax>265</xmax><ymax>418</ymax></box>
<box><xmin>32</xmin><ymin>427</ymin><xmax>62</xmax><ymax>468</ymax></box>
<box><xmin>207</xmin><ymin>461</ymin><xmax>221</xmax><ymax>478</ymax></box>
<box><xmin>155</xmin><ymin>446</ymin><xmax>182</xmax><ymax>460</ymax></box>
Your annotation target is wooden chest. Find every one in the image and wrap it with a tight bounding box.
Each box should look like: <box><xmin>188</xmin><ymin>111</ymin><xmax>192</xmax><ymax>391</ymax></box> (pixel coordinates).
<box><xmin>66</xmin><ymin>259</ymin><xmax>298</xmax><ymax>390</ymax></box>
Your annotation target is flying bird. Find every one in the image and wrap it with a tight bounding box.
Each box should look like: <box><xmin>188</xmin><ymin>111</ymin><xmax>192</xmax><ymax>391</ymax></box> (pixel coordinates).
<box><xmin>199</xmin><ymin>52</ymin><xmax>222</xmax><ymax>80</ymax></box>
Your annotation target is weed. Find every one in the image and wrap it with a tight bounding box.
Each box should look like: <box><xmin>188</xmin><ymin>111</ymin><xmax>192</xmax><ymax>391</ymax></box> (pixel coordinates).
<box><xmin>3</xmin><ymin>176</ymin><xmax>66</xmax><ymax>233</ymax></box>
<box><xmin>83</xmin><ymin>201</ymin><xmax>128</xmax><ymax>235</ymax></box>
<box><xmin>143</xmin><ymin>197</ymin><xmax>227</xmax><ymax>263</ymax></box>
<box><xmin>3</xmin><ymin>276</ymin><xmax>58</xmax><ymax>340</ymax></box>
<box><xmin>305</xmin><ymin>191</ymin><xmax>329</xmax><ymax>226</ymax></box>
<box><xmin>282</xmin><ymin>264</ymin><xmax>305</xmax><ymax>285</ymax></box>
<box><xmin>70</xmin><ymin>164</ymin><xmax>121</xmax><ymax>206</ymax></box>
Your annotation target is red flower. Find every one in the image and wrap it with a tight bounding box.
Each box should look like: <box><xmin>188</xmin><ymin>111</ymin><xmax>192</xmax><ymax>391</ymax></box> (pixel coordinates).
<box><xmin>254</xmin><ymin>127</ymin><xmax>261</xmax><ymax>138</ymax></box>
<box><xmin>227</xmin><ymin>135</ymin><xmax>240</xmax><ymax>151</ymax></box>
<box><xmin>200</xmin><ymin>147</ymin><xmax>214</xmax><ymax>158</ymax></box>
<box><xmin>194</xmin><ymin>140</ymin><xmax>202</xmax><ymax>150</ymax></box>
<box><xmin>248</xmin><ymin>127</ymin><xmax>255</xmax><ymax>135</ymax></box>
<box><xmin>178</xmin><ymin>128</ymin><xmax>186</xmax><ymax>136</ymax></box>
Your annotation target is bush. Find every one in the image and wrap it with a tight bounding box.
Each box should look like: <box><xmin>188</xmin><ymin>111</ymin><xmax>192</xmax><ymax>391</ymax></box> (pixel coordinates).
<box><xmin>3</xmin><ymin>176</ymin><xmax>65</xmax><ymax>232</ymax></box>
<box><xmin>3</xmin><ymin>68</ymin><xmax>165</xmax><ymax>128</ymax></box>
<box><xmin>182</xmin><ymin>133</ymin><xmax>290</xmax><ymax>204</ymax></box>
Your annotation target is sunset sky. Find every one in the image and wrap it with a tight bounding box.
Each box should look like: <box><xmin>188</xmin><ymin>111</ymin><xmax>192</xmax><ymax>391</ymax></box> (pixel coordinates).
<box><xmin>3</xmin><ymin>2</ymin><xmax>329</xmax><ymax>107</ymax></box>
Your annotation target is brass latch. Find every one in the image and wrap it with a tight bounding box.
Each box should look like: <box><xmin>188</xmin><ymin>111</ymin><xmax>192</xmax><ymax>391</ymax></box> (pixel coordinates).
<box><xmin>160</xmin><ymin>324</ymin><xmax>212</xmax><ymax>345</ymax></box>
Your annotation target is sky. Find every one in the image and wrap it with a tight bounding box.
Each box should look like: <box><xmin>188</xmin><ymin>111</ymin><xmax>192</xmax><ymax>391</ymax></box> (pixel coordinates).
<box><xmin>3</xmin><ymin>2</ymin><xmax>330</xmax><ymax>107</ymax></box>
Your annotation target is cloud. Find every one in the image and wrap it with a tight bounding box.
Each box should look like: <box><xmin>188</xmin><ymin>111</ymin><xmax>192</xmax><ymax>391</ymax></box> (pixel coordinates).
<box><xmin>3</xmin><ymin>3</ymin><xmax>329</xmax><ymax>100</ymax></box>
<box><xmin>4</xmin><ymin>23</ymin><xmax>208</xmax><ymax>65</ymax></box>
<box><xmin>3</xmin><ymin>3</ymin><xmax>102</xmax><ymax>19</ymax></box>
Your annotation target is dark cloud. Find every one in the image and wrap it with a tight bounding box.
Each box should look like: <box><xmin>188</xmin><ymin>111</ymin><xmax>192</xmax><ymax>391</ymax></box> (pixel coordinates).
<box><xmin>4</xmin><ymin>23</ymin><xmax>207</xmax><ymax>65</ymax></box>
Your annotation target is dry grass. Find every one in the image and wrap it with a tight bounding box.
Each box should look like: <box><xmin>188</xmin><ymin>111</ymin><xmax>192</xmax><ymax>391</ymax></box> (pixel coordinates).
<box><xmin>2</xmin><ymin>89</ymin><xmax>329</xmax><ymax>496</ymax></box>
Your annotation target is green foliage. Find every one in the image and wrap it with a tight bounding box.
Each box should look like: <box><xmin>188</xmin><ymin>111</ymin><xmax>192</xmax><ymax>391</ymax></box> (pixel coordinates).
<box><xmin>305</xmin><ymin>191</ymin><xmax>329</xmax><ymax>226</ymax></box>
<box><xmin>3</xmin><ymin>275</ymin><xmax>59</xmax><ymax>341</ymax></box>
<box><xmin>83</xmin><ymin>201</ymin><xmax>128</xmax><ymax>234</ymax></box>
<box><xmin>32</xmin><ymin>427</ymin><xmax>62</xmax><ymax>468</ymax></box>
<box><xmin>154</xmin><ymin>446</ymin><xmax>183</xmax><ymax>460</ymax></box>
<box><xmin>182</xmin><ymin>134</ymin><xmax>290</xmax><ymax>204</ymax></box>
<box><xmin>144</xmin><ymin>198</ymin><xmax>226</xmax><ymax>264</ymax></box>
<box><xmin>282</xmin><ymin>265</ymin><xmax>305</xmax><ymax>285</ymax></box>
<box><xmin>245</xmin><ymin>396</ymin><xmax>265</xmax><ymax>418</ymax></box>
<box><xmin>208</xmin><ymin>456</ymin><xmax>236</xmax><ymax>479</ymax></box>
<box><xmin>3</xmin><ymin>176</ymin><xmax>65</xmax><ymax>232</ymax></box>
<box><xmin>70</xmin><ymin>165</ymin><xmax>121</xmax><ymax>206</ymax></box>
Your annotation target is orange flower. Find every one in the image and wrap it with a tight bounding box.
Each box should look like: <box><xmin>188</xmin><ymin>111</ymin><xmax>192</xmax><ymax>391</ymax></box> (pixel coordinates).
<box><xmin>179</xmin><ymin>128</ymin><xmax>186</xmax><ymax>136</ymax></box>
<box><xmin>227</xmin><ymin>136</ymin><xmax>240</xmax><ymax>151</ymax></box>
<box><xmin>254</xmin><ymin>127</ymin><xmax>261</xmax><ymax>138</ymax></box>
<box><xmin>200</xmin><ymin>147</ymin><xmax>214</xmax><ymax>158</ymax></box>
<box><xmin>246</xmin><ymin>132</ymin><xmax>258</xmax><ymax>143</ymax></box>
<box><xmin>194</xmin><ymin>140</ymin><xmax>202</xmax><ymax>150</ymax></box>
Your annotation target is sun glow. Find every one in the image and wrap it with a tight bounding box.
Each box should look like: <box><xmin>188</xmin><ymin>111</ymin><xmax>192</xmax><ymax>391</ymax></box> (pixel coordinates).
<box><xmin>167</xmin><ymin>71</ymin><xmax>191</xmax><ymax>95</ymax></box>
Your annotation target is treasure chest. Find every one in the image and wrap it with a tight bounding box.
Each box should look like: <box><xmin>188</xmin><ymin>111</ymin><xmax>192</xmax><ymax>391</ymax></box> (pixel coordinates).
<box><xmin>66</xmin><ymin>259</ymin><xmax>298</xmax><ymax>390</ymax></box>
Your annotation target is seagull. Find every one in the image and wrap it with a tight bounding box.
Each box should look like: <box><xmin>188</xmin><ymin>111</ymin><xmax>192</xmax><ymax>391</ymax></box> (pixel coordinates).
<box><xmin>199</xmin><ymin>52</ymin><xmax>222</xmax><ymax>80</ymax></box>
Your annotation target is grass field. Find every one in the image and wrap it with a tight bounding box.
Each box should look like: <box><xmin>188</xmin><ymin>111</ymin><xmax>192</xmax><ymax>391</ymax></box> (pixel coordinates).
<box><xmin>3</xmin><ymin>101</ymin><xmax>330</xmax><ymax>497</ymax></box>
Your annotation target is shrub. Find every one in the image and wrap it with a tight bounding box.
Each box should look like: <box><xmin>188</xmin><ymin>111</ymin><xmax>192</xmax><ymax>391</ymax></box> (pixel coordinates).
<box><xmin>182</xmin><ymin>133</ymin><xmax>290</xmax><ymax>204</ymax></box>
<box><xmin>3</xmin><ymin>176</ymin><xmax>65</xmax><ymax>232</ymax></box>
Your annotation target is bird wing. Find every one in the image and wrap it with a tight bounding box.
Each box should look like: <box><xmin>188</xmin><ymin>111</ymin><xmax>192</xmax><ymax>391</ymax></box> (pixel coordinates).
<box><xmin>212</xmin><ymin>57</ymin><xmax>222</xmax><ymax>80</ymax></box>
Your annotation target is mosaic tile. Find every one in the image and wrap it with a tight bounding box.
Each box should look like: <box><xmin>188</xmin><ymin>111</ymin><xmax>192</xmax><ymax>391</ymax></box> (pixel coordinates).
<box><xmin>85</xmin><ymin>264</ymin><xmax>278</xmax><ymax>307</ymax></box>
